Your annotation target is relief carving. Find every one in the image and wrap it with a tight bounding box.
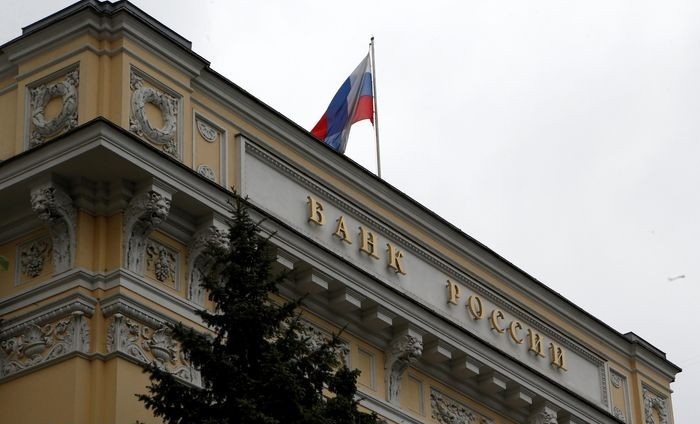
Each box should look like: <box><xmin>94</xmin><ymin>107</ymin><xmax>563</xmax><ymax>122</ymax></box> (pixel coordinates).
<box><xmin>0</xmin><ymin>310</ymin><xmax>90</xmax><ymax>379</ymax></box>
<box><xmin>610</xmin><ymin>372</ymin><xmax>623</xmax><ymax>389</ymax></box>
<box><xmin>385</xmin><ymin>332</ymin><xmax>422</xmax><ymax>405</ymax></box>
<box><xmin>430</xmin><ymin>388</ymin><xmax>494</xmax><ymax>424</ymax></box>
<box><xmin>106</xmin><ymin>314</ymin><xmax>200</xmax><ymax>385</ymax></box>
<box><xmin>301</xmin><ymin>322</ymin><xmax>349</xmax><ymax>365</ymax></box>
<box><xmin>146</xmin><ymin>239</ymin><xmax>177</xmax><ymax>286</ymax></box>
<box><xmin>19</xmin><ymin>238</ymin><xmax>52</xmax><ymax>278</ymax></box>
<box><xmin>529</xmin><ymin>411</ymin><xmax>558</xmax><ymax>424</ymax></box>
<box><xmin>613</xmin><ymin>406</ymin><xmax>626</xmax><ymax>421</ymax></box>
<box><xmin>129</xmin><ymin>72</ymin><xmax>178</xmax><ymax>156</ymax></box>
<box><xmin>187</xmin><ymin>224</ymin><xmax>228</xmax><ymax>305</ymax></box>
<box><xmin>123</xmin><ymin>189</ymin><xmax>172</xmax><ymax>274</ymax></box>
<box><xmin>643</xmin><ymin>387</ymin><xmax>668</xmax><ymax>424</ymax></box>
<box><xmin>30</xmin><ymin>183</ymin><xmax>77</xmax><ymax>274</ymax></box>
<box><xmin>28</xmin><ymin>68</ymin><xmax>79</xmax><ymax>147</ymax></box>
<box><xmin>197</xmin><ymin>164</ymin><xmax>216</xmax><ymax>181</ymax></box>
<box><xmin>196</xmin><ymin>119</ymin><xmax>218</xmax><ymax>142</ymax></box>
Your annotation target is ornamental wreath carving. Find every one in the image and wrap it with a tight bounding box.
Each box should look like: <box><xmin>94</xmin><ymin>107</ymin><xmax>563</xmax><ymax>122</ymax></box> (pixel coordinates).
<box><xmin>129</xmin><ymin>72</ymin><xmax>179</xmax><ymax>156</ymax></box>
<box><xmin>0</xmin><ymin>306</ymin><xmax>90</xmax><ymax>380</ymax></box>
<box><xmin>106</xmin><ymin>314</ymin><xmax>200</xmax><ymax>385</ymax></box>
<box><xmin>28</xmin><ymin>68</ymin><xmax>79</xmax><ymax>147</ymax></box>
<box><xmin>430</xmin><ymin>388</ymin><xmax>494</xmax><ymax>424</ymax></box>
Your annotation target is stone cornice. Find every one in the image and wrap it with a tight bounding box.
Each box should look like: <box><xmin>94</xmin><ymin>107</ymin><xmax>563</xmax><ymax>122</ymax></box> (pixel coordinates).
<box><xmin>194</xmin><ymin>70</ymin><xmax>680</xmax><ymax>381</ymax></box>
<box><xmin>0</xmin><ymin>1</ymin><xmax>679</xmax><ymax>379</ymax></box>
<box><xmin>0</xmin><ymin>0</ymin><xmax>206</xmax><ymax>79</ymax></box>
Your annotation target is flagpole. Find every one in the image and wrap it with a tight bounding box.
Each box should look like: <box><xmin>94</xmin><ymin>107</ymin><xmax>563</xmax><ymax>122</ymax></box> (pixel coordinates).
<box><xmin>370</xmin><ymin>36</ymin><xmax>382</xmax><ymax>179</ymax></box>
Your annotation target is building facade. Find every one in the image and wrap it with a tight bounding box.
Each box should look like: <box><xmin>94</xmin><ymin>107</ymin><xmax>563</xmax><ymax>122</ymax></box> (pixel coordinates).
<box><xmin>0</xmin><ymin>2</ymin><xmax>679</xmax><ymax>423</ymax></box>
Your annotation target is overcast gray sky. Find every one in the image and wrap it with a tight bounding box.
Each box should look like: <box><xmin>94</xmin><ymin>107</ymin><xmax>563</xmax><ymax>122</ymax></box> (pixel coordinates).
<box><xmin>3</xmin><ymin>1</ymin><xmax>698</xmax><ymax>421</ymax></box>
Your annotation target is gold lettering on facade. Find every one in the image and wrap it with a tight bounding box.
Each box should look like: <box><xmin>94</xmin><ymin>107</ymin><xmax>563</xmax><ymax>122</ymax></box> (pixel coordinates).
<box><xmin>527</xmin><ymin>329</ymin><xmax>545</xmax><ymax>358</ymax></box>
<box><xmin>306</xmin><ymin>196</ymin><xmax>325</xmax><ymax>225</ymax></box>
<box><xmin>358</xmin><ymin>226</ymin><xmax>380</xmax><ymax>259</ymax></box>
<box><xmin>386</xmin><ymin>243</ymin><xmax>406</xmax><ymax>275</ymax></box>
<box><xmin>467</xmin><ymin>295</ymin><xmax>483</xmax><ymax>320</ymax></box>
<box><xmin>333</xmin><ymin>216</ymin><xmax>352</xmax><ymax>244</ymax></box>
<box><xmin>446</xmin><ymin>280</ymin><xmax>461</xmax><ymax>305</ymax></box>
<box><xmin>508</xmin><ymin>320</ymin><xmax>524</xmax><ymax>344</ymax></box>
<box><xmin>549</xmin><ymin>342</ymin><xmax>567</xmax><ymax>371</ymax></box>
<box><xmin>490</xmin><ymin>309</ymin><xmax>506</xmax><ymax>333</ymax></box>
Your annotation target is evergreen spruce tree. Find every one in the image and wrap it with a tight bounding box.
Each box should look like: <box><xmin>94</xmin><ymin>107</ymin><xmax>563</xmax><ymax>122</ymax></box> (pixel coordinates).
<box><xmin>138</xmin><ymin>196</ymin><xmax>380</xmax><ymax>424</ymax></box>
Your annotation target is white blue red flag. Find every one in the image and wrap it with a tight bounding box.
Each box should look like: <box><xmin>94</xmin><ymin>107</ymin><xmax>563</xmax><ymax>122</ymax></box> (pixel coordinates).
<box><xmin>311</xmin><ymin>54</ymin><xmax>374</xmax><ymax>153</ymax></box>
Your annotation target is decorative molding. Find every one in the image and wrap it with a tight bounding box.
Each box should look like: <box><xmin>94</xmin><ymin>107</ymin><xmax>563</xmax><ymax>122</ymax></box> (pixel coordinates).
<box><xmin>129</xmin><ymin>70</ymin><xmax>179</xmax><ymax>157</ymax></box>
<box><xmin>30</xmin><ymin>181</ymin><xmax>77</xmax><ymax>274</ymax></box>
<box><xmin>123</xmin><ymin>186</ymin><xmax>173</xmax><ymax>274</ymax></box>
<box><xmin>246</xmin><ymin>142</ymin><xmax>610</xmax><ymax>406</ymax></box>
<box><xmin>528</xmin><ymin>411</ymin><xmax>558</xmax><ymax>424</ymax></box>
<box><xmin>528</xmin><ymin>403</ymin><xmax>559</xmax><ymax>424</ymax></box>
<box><xmin>430</xmin><ymin>388</ymin><xmax>494</xmax><ymax>424</ymax></box>
<box><xmin>0</xmin><ymin>297</ymin><xmax>93</xmax><ymax>380</ymax></box>
<box><xmin>609</xmin><ymin>368</ymin><xmax>630</xmax><ymax>423</ymax></box>
<box><xmin>103</xmin><ymin>299</ymin><xmax>200</xmax><ymax>386</ymax></box>
<box><xmin>300</xmin><ymin>321</ymin><xmax>350</xmax><ymax>366</ymax></box>
<box><xmin>187</xmin><ymin>223</ymin><xmax>228</xmax><ymax>305</ymax></box>
<box><xmin>613</xmin><ymin>406</ymin><xmax>626</xmax><ymax>421</ymax></box>
<box><xmin>28</xmin><ymin>67</ymin><xmax>79</xmax><ymax>147</ymax></box>
<box><xmin>145</xmin><ymin>239</ymin><xmax>178</xmax><ymax>287</ymax></box>
<box><xmin>610</xmin><ymin>372</ymin><xmax>623</xmax><ymax>388</ymax></box>
<box><xmin>197</xmin><ymin>164</ymin><xmax>216</xmax><ymax>181</ymax></box>
<box><xmin>385</xmin><ymin>331</ymin><xmax>423</xmax><ymax>405</ymax></box>
<box><xmin>196</xmin><ymin>119</ymin><xmax>218</xmax><ymax>142</ymax></box>
<box><xmin>18</xmin><ymin>236</ymin><xmax>52</xmax><ymax>280</ymax></box>
<box><xmin>643</xmin><ymin>386</ymin><xmax>668</xmax><ymax>424</ymax></box>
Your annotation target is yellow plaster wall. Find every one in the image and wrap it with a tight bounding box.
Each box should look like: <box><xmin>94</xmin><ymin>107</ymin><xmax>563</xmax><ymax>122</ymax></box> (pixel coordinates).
<box><xmin>0</xmin><ymin>357</ymin><xmax>92</xmax><ymax>424</ymax></box>
<box><xmin>0</xmin><ymin>87</ymin><xmax>17</xmax><ymax>160</ymax></box>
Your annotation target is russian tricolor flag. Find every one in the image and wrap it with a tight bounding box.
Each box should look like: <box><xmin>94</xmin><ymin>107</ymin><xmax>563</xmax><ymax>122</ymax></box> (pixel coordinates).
<box><xmin>311</xmin><ymin>54</ymin><xmax>374</xmax><ymax>153</ymax></box>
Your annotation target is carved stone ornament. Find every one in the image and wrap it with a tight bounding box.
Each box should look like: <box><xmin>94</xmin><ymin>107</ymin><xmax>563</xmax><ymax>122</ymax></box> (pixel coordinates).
<box><xmin>430</xmin><ymin>388</ymin><xmax>494</xmax><ymax>424</ymax></box>
<box><xmin>187</xmin><ymin>225</ymin><xmax>228</xmax><ymax>305</ymax></box>
<box><xmin>146</xmin><ymin>239</ymin><xmax>177</xmax><ymax>285</ymax></box>
<box><xmin>613</xmin><ymin>406</ymin><xmax>626</xmax><ymax>421</ymax></box>
<box><xmin>129</xmin><ymin>72</ymin><xmax>178</xmax><ymax>156</ymax></box>
<box><xmin>30</xmin><ymin>183</ymin><xmax>77</xmax><ymax>274</ymax></box>
<box><xmin>301</xmin><ymin>322</ymin><xmax>350</xmax><ymax>364</ymax></box>
<box><xmin>385</xmin><ymin>333</ymin><xmax>423</xmax><ymax>405</ymax></box>
<box><xmin>106</xmin><ymin>314</ymin><xmax>200</xmax><ymax>385</ymax></box>
<box><xmin>528</xmin><ymin>411</ymin><xmax>558</xmax><ymax>424</ymax></box>
<box><xmin>28</xmin><ymin>68</ymin><xmax>79</xmax><ymax>147</ymax></box>
<box><xmin>197</xmin><ymin>164</ymin><xmax>216</xmax><ymax>181</ymax></box>
<box><xmin>610</xmin><ymin>372</ymin><xmax>624</xmax><ymax>389</ymax></box>
<box><xmin>19</xmin><ymin>237</ymin><xmax>52</xmax><ymax>278</ymax></box>
<box><xmin>123</xmin><ymin>189</ymin><xmax>172</xmax><ymax>274</ymax></box>
<box><xmin>196</xmin><ymin>119</ymin><xmax>218</xmax><ymax>142</ymax></box>
<box><xmin>643</xmin><ymin>387</ymin><xmax>668</xmax><ymax>424</ymax></box>
<box><xmin>0</xmin><ymin>301</ymin><xmax>91</xmax><ymax>380</ymax></box>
